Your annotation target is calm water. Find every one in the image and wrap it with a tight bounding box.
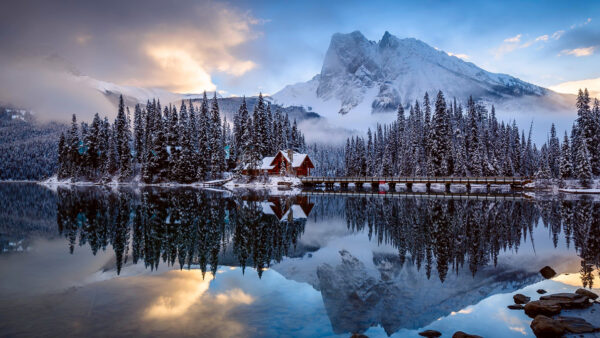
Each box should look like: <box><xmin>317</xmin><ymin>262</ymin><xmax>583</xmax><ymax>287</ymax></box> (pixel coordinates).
<box><xmin>0</xmin><ymin>183</ymin><xmax>599</xmax><ymax>337</ymax></box>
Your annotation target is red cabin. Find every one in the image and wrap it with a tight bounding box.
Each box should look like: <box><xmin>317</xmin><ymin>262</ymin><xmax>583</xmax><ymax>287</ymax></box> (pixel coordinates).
<box><xmin>242</xmin><ymin>150</ymin><xmax>314</xmax><ymax>177</ymax></box>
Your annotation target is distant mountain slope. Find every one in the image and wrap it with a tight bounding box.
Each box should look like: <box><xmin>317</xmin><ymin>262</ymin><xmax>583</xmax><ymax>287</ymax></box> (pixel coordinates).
<box><xmin>272</xmin><ymin>31</ymin><xmax>571</xmax><ymax>121</ymax></box>
<box><xmin>0</xmin><ymin>109</ymin><xmax>66</xmax><ymax>180</ymax></box>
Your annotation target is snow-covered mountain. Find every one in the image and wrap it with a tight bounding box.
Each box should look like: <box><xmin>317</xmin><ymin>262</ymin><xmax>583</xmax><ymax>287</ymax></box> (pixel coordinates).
<box><xmin>272</xmin><ymin>31</ymin><xmax>572</xmax><ymax>127</ymax></box>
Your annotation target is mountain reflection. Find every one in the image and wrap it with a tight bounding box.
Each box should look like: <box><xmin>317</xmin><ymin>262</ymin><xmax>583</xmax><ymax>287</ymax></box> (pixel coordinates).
<box><xmin>55</xmin><ymin>187</ymin><xmax>600</xmax><ymax>285</ymax></box>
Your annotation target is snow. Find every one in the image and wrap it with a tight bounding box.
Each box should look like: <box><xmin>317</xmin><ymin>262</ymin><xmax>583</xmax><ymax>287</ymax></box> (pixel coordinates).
<box><xmin>271</xmin><ymin>30</ymin><xmax>570</xmax><ymax>139</ymax></box>
<box><xmin>558</xmin><ymin>188</ymin><xmax>600</xmax><ymax>194</ymax></box>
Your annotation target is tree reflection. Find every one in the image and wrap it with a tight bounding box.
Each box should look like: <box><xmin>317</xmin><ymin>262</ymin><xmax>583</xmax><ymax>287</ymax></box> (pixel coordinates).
<box><xmin>56</xmin><ymin>187</ymin><xmax>309</xmax><ymax>277</ymax></box>
<box><xmin>55</xmin><ymin>188</ymin><xmax>600</xmax><ymax>285</ymax></box>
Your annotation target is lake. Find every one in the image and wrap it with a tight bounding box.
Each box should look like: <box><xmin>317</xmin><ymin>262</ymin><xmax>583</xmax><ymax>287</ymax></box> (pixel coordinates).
<box><xmin>0</xmin><ymin>183</ymin><xmax>599</xmax><ymax>337</ymax></box>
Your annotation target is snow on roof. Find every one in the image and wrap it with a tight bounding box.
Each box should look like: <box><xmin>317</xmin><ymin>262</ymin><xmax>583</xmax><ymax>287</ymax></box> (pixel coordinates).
<box><xmin>261</xmin><ymin>157</ymin><xmax>276</xmax><ymax>170</ymax></box>
<box><xmin>260</xmin><ymin>202</ymin><xmax>276</xmax><ymax>215</ymax></box>
<box><xmin>274</xmin><ymin>150</ymin><xmax>309</xmax><ymax>168</ymax></box>
<box><xmin>292</xmin><ymin>154</ymin><xmax>308</xmax><ymax>168</ymax></box>
<box><xmin>290</xmin><ymin>204</ymin><xmax>307</xmax><ymax>219</ymax></box>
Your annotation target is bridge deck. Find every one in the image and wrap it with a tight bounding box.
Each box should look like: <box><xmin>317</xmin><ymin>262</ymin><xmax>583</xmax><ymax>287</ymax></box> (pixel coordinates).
<box><xmin>301</xmin><ymin>176</ymin><xmax>533</xmax><ymax>186</ymax></box>
<box><xmin>301</xmin><ymin>190</ymin><xmax>529</xmax><ymax>200</ymax></box>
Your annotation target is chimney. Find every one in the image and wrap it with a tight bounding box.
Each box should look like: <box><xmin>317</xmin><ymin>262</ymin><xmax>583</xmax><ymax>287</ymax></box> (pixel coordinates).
<box><xmin>287</xmin><ymin>149</ymin><xmax>293</xmax><ymax>174</ymax></box>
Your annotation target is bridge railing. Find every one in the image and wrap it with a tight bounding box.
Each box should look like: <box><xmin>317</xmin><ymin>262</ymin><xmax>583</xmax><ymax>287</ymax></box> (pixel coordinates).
<box><xmin>301</xmin><ymin>176</ymin><xmax>533</xmax><ymax>184</ymax></box>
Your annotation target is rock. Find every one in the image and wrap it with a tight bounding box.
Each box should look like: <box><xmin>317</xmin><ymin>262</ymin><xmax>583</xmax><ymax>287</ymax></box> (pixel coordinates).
<box><xmin>524</xmin><ymin>300</ymin><xmax>562</xmax><ymax>318</ymax></box>
<box><xmin>540</xmin><ymin>293</ymin><xmax>591</xmax><ymax>309</ymax></box>
<box><xmin>555</xmin><ymin>316</ymin><xmax>596</xmax><ymax>334</ymax></box>
<box><xmin>514</xmin><ymin>293</ymin><xmax>531</xmax><ymax>304</ymax></box>
<box><xmin>539</xmin><ymin>266</ymin><xmax>556</xmax><ymax>279</ymax></box>
<box><xmin>537</xmin><ymin>289</ymin><xmax>547</xmax><ymax>294</ymax></box>
<box><xmin>452</xmin><ymin>332</ymin><xmax>482</xmax><ymax>338</ymax></box>
<box><xmin>530</xmin><ymin>315</ymin><xmax>565</xmax><ymax>337</ymax></box>
<box><xmin>418</xmin><ymin>330</ymin><xmax>442</xmax><ymax>337</ymax></box>
<box><xmin>351</xmin><ymin>334</ymin><xmax>368</xmax><ymax>338</ymax></box>
<box><xmin>576</xmin><ymin>288</ymin><xmax>599</xmax><ymax>300</ymax></box>
<box><xmin>508</xmin><ymin>304</ymin><xmax>525</xmax><ymax>310</ymax></box>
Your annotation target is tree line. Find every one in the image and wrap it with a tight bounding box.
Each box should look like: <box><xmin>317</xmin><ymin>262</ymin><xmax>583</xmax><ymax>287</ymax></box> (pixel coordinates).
<box><xmin>57</xmin><ymin>93</ymin><xmax>306</xmax><ymax>183</ymax></box>
<box><xmin>344</xmin><ymin>89</ymin><xmax>600</xmax><ymax>187</ymax></box>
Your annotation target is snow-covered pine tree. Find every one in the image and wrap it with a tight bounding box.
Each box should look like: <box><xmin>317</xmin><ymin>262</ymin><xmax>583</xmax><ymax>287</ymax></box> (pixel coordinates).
<box><xmin>559</xmin><ymin>131</ymin><xmax>573</xmax><ymax>182</ymax></box>
<box><xmin>197</xmin><ymin>92</ymin><xmax>211</xmax><ymax>180</ymax></box>
<box><xmin>548</xmin><ymin>123</ymin><xmax>561</xmax><ymax>178</ymax></box>
<box><xmin>209</xmin><ymin>92</ymin><xmax>225</xmax><ymax>178</ymax></box>
<box><xmin>133</xmin><ymin>104</ymin><xmax>144</xmax><ymax>165</ymax></box>
<box><xmin>57</xmin><ymin>132</ymin><xmax>68</xmax><ymax>179</ymax></box>
<box><xmin>115</xmin><ymin>95</ymin><xmax>132</xmax><ymax>180</ymax></box>
<box><xmin>68</xmin><ymin>114</ymin><xmax>80</xmax><ymax>178</ymax></box>
<box><xmin>574</xmin><ymin>136</ymin><xmax>593</xmax><ymax>188</ymax></box>
<box><xmin>427</xmin><ymin>91</ymin><xmax>451</xmax><ymax>176</ymax></box>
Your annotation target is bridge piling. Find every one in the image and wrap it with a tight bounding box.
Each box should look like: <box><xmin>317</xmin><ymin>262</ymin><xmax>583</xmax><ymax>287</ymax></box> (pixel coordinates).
<box><xmin>406</xmin><ymin>183</ymin><xmax>413</xmax><ymax>192</ymax></box>
<box><xmin>445</xmin><ymin>183</ymin><xmax>451</xmax><ymax>193</ymax></box>
<box><xmin>426</xmin><ymin>183</ymin><xmax>431</xmax><ymax>193</ymax></box>
<box><xmin>371</xmin><ymin>182</ymin><xmax>379</xmax><ymax>191</ymax></box>
<box><xmin>388</xmin><ymin>183</ymin><xmax>396</xmax><ymax>192</ymax></box>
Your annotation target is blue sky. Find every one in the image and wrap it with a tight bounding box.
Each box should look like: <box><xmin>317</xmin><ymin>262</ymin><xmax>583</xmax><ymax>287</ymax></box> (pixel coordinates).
<box><xmin>0</xmin><ymin>0</ymin><xmax>598</xmax><ymax>119</ymax></box>
<box><xmin>224</xmin><ymin>0</ymin><xmax>600</xmax><ymax>96</ymax></box>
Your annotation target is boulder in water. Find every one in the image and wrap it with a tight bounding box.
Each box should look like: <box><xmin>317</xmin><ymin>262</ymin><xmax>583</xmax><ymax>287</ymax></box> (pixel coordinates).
<box><xmin>419</xmin><ymin>330</ymin><xmax>442</xmax><ymax>337</ymax></box>
<box><xmin>514</xmin><ymin>293</ymin><xmax>531</xmax><ymax>304</ymax></box>
<box><xmin>539</xmin><ymin>266</ymin><xmax>556</xmax><ymax>279</ymax></box>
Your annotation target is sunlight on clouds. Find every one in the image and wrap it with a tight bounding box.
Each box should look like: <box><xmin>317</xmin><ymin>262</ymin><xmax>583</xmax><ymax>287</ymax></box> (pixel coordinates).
<box><xmin>144</xmin><ymin>271</ymin><xmax>211</xmax><ymax>319</ymax></box>
<box><xmin>550</xmin><ymin>77</ymin><xmax>600</xmax><ymax>97</ymax></box>
<box><xmin>552</xmin><ymin>272</ymin><xmax>600</xmax><ymax>287</ymax></box>
<box><xmin>559</xmin><ymin>46</ymin><xmax>596</xmax><ymax>57</ymax></box>
<box><xmin>145</xmin><ymin>45</ymin><xmax>216</xmax><ymax>93</ymax></box>
<box><xmin>144</xmin><ymin>270</ymin><xmax>255</xmax><ymax>321</ymax></box>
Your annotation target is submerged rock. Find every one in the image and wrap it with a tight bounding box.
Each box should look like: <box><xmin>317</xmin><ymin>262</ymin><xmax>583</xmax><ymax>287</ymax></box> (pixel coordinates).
<box><xmin>452</xmin><ymin>332</ymin><xmax>482</xmax><ymax>338</ymax></box>
<box><xmin>537</xmin><ymin>289</ymin><xmax>547</xmax><ymax>294</ymax></box>
<box><xmin>555</xmin><ymin>316</ymin><xmax>596</xmax><ymax>334</ymax></box>
<box><xmin>524</xmin><ymin>300</ymin><xmax>562</xmax><ymax>318</ymax></box>
<box><xmin>575</xmin><ymin>288</ymin><xmax>599</xmax><ymax>300</ymax></box>
<box><xmin>530</xmin><ymin>315</ymin><xmax>565</xmax><ymax>337</ymax></box>
<box><xmin>418</xmin><ymin>330</ymin><xmax>442</xmax><ymax>337</ymax></box>
<box><xmin>539</xmin><ymin>293</ymin><xmax>591</xmax><ymax>309</ymax></box>
<box><xmin>539</xmin><ymin>266</ymin><xmax>556</xmax><ymax>279</ymax></box>
<box><xmin>514</xmin><ymin>293</ymin><xmax>531</xmax><ymax>304</ymax></box>
<box><xmin>508</xmin><ymin>304</ymin><xmax>525</xmax><ymax>310</ymax></box>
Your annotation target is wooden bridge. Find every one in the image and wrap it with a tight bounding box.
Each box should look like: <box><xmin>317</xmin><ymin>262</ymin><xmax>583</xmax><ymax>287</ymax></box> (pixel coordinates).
<box><xmin>300</xmin><ymin>176</ymin><xmax>534</xmax><ymax>193</ymax></box>
<box><xmin>300</xmin><ymin>190</ymin><xmax>530</xmax><ymax>201</ymax></box>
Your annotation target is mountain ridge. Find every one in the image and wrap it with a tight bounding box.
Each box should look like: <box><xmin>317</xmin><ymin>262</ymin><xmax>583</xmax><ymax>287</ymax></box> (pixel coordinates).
<box><xmin>272</xmin><ymin>30</ymin><xmax>566</xmax><ymax>119</ymax></box>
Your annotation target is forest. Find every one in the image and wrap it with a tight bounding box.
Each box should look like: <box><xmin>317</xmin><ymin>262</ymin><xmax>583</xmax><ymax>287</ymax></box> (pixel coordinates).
<box><xmin>344</xmin><ymin>89</ymin><xmax>600</xmax><ymax>187</ymax></box>
<box><xmin>57</xmin><ymin>93</ymin><xmax>306</xmax><ymax>183</ymax></box>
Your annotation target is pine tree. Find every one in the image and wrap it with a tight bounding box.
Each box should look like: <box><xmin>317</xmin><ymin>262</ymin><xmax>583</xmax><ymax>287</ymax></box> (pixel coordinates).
<box><xmin>133</xmin><ymin>104</ymin><xmax>144</xmax><ymax>165</ymax></box>
<box><xmin>548</xmin><ymin>123</ymin><xmax>560</xmax><ymax>178</ymax></box>
<box><xmin>115</xmin><ymin>95</ymin><xmax>132</xmax><ymax>180</ymax></box>
<box><xmin>197</xmin><ymin>92</ymin><xmax>211</xmax><ymax>180</ymax></box>
<box><xmin>68</xmin><ymin>114</ymin><xmax>80</xmax><ymax>178</ymax></box>
<box><xmin>57</xmin><ymin>132</ymin><xmax>68</xmax><ymax>179</ymax></box>
<box><xmin>575</xmin><ymin>137</ymin><xmax>593</xmax><ymax>188</ymax></box>
<box><xmin>209</xmin><ymin>93</ymin><xmax>225</xmax><ymax>178</ymax></box>
<box><xmin>559</xmin><ymin>131</ymin><xmax>573</xmax><ymax>182</ymax></box>
<box><xmin>427</xmin><ymin>91</ymin><xmax>451</xmax><ymax>176</ymax></box>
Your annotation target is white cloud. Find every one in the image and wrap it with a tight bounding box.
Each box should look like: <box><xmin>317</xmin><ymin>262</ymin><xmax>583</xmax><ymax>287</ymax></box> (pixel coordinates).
<box><xmin>535</xmin><ymin>35</ymin><xmax>548</xmax><ymax>42</ymax></box>
<box><xmin>504</xmin><ymin>34</ymin><xmax>522</xmax><ymax>43</ymax></box>
<box><xmin>549</xmin><ymin>77</ymin><xmax>600</xmax><ymax>97</ymax></box>
<box><xmin>559</xmin><ymin>46</ymin><xmax>596</xmax><ymax>57</ymax></box>
<box><xmin>551</xmin><ymin>30</ymin><xmax>565</xmax><ymax>40</ymax></box>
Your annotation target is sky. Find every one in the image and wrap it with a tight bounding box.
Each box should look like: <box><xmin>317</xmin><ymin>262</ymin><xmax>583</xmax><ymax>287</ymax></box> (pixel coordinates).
<box><xmin>0</xmin><ymin>0</ymin><xmax>598</xmax><ymax>120</ymax></box>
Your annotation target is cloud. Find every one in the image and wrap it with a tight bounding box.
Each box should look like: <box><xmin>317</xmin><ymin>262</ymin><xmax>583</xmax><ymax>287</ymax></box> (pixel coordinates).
<box><xmin>504</xmin><ymin>34</ymin><xmax>522</xmax><ymax>43</ymax></box>
<box><xmin>0</xmin><ymin>0</ymin><xmax>262</xmax><ymax>121</ymax></box>
<box><xmin>559</xmin><ymin>46</ymin><xmax>596</xmax><ymax>57</ymax></box>
<box><xmin>549</xmin><ymin>77</ymin><xmax>600</xmax><ymax>97</ymax></box>
<box><xmin>535</xmin><ymin>35</ymin><xmax>549</xmax><ymax>42</ymax></box>
<box><xmin>551</xmin><ymin>30</ymin><xmax>565</xmax><ymax>40</ymax></box>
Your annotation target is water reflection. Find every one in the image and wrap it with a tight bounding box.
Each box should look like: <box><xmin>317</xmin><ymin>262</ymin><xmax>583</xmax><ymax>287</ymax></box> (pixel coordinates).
<box><xmin>53</xmin><ymin>187</ymin><xmax>600</xmax><ymax>287</ymax></box>
<box><xmin>56</xmin><ymin>187</ymin><xmax>310</xmax><ymax>277</ymax></box>
<box><xmin>2</xmin><ymin>185</ymin><xmax>600</xmax><ymax>337</ymax></box>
